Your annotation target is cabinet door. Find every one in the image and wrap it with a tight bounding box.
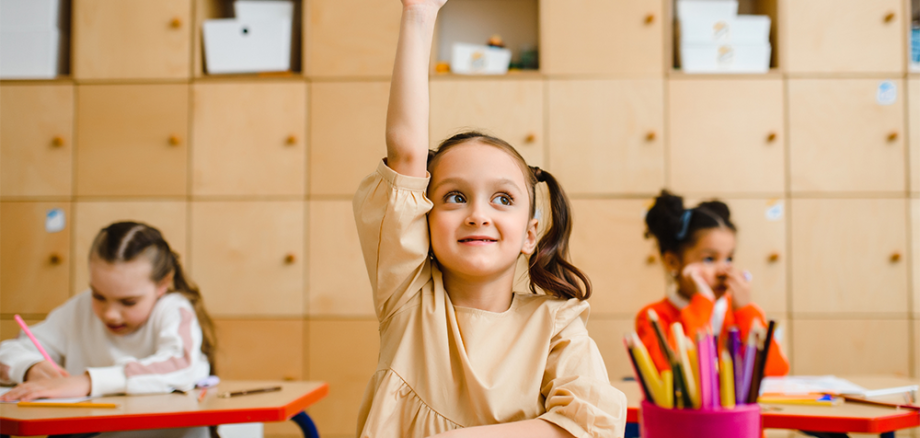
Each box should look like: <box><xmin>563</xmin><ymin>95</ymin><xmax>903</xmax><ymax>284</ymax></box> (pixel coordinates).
<box><xmin>789</xmin><ymin>79</ymin><xmax>905</xmax><ymax>194</ymax></box>
<box><xmin>190</xmin><ymin>201</ymin><xmax>304</xmax><ymax>317</ymax></box>
<box><xmin>308</xmin><ymin>200</ymin><xmax>373</xmax><ymax>317</ymax></box>
<box><xmin>913</xmin><ymin>200</ymin><xmax>920</xmax><ymax>316</ymax></box>
<box><xmin>72</xmin><ymin>201</ymin><xmax>188</xmax><ymax>295</ymax></box>
<box><xmin>783</xmin><ymin>0</ymin><xmax>904</xmax><ymax>74</ymax></box>
<box><xmin>75</xmin><ymin>84</ymin><xmax>189</xmax><ymax>197</ymax></box>
<box><xmin>541</xmin><ymin>0</ymin><xmax>663</xmax><ymax>75</ymax></box>
<box><xmin>191</xmin><ymin>82</ymin><xmax>306</xmax><ymax>197</ymax></box>
<box><xmin>669</xmin><ymin>79</ymin><xmax>785</xmax><ymax>196</ymax></box>
<box><xmin>213</xmin><ymin>319</ymin><xmax>304</xmax><ymax>381</ymax></box>
<box><xmin>73</xmin><ymin>0</ymin><xmax>191</xmax><ymax>80</ymax></box>
<box><xmin>720</xmin><ymin>199</ymin><xmax>787</xmax><ymax>315</ymax></box>
<box><xmin>589</xmin><ymin>318</ymin><xmax>640</xmax><ymax>382</ymax></box>
<box><xmin>793</xmin><ymin>319</ymin><xmax>908</xmax><ymax>376</ymax></box>
<box><xmin>547</xmin><ymin>79</ymin><xmax>664</xmax><ymax>195</ymax></box>
<box><xmin>305</xmin><ymin>0</ymin><xmax>401</xmax><ymax>77</ymax></box>
<box><xmin>1</xmin><ymin>85</ymin><xmax>73</xmax><ymax>198</ymax></box>
<box><xmin>0</xmin><ymin>202</ymin><xmax>71</xmax><ymax>314</ymax></box>
<box><xmin>430</xmin><ymin>79</ymin><xmax>544</xmax><ymax>167</ymax></box>
<box><xmin>791</xmin><ymin>199</ymin><xmax>908</xmax><ymax>315</ymax></box>
<box><xmin>0</xmin><ymin>318</ymin><xmax>40</xmax><ymax>342</ymax></box>
<box><xmin>309</xmin><ymin>81</ymin><xmax>388</xmax><ymax>196</ymax></box>
<box><xmin>568</xmin><ymin>199</ymin><xmax>666</xmax><ymax>317</ymax></box>
<box><xmin>911</xmin><ymin>79</ymin><xmax>919</xmax><ymax>194</ymax></box>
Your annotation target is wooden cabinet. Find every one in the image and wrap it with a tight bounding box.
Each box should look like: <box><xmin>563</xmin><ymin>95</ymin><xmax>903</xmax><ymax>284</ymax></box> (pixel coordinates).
<box><xmin>783</xmin><ymin>0</ymin><xmax>905</xmax><ymax>74</ymax></box>
<box><xmin>0</xmin><ymin>202</ymin><xmax>71</xmax><ymax>314</ymax></box>
<box><xmin>190</xmin><ymin>201</ymin><xmax>304</xmax><ymax>317</ymax></box>
<box><xmin>75</xmin><ymin>84</ymin><xmax>189</xmax><ymax>197</ymax></box>
<box><xmin>568</xmin><ymin>199</ymin><xmax>666</xmax><ymax>317</ymax></box>
<box><xmin>191</xmin><ymin>82</ymin><xmax>306</xmax><ymax>197</ymax></box>
<box><xmin>73</xmin><ymin>0</ymin><xmax>191</xmax><ymax>80</ymax></box>
<box><xmin>309</xmin><ymin>81</ymin><xmax>388</xmax><ymax>196</ymax></box>
<box><xmin>788</xmin><ymin>79</ymin><xmax>906</xmax><ymax>194</ymax></box>
<box><xmin>911</xmin><ymin>79</ymin><xmax>919</xmax><ymax>194</ymax></box>
<box><xmin>790</xmin><ymin>199</ymin><xmax>908</xmax><ymax>315</ymax></box>
<box><xmin>307</xmin><ymin>319</ymin><xmax>379</xmax><ymax>437</ymax></box>
<box><xmin>305</xmin><ymin>0</ymin><xmax>401</xmax><ymax>77</ymax></box>
<box><xmin>793</xmin><ymin>319</ymin><xmax>909</xmax><ymax>376</ymax></box>
<box><xmin>213</xmin><ymin>319</ymin><xmax>304</xmax><ymax>381</ymax></box>
<box><xmin>668</xmin><ymin>79</ymin><xmax>785</xmax><ymax>196</ymax></box>
<box><xmin>71</xmin><ymin>201</ymin><xmax>188</xmax><ymax>294</ymax></box>
<box><xmin>913</xmin><ymin>199</ymin><xmax>920</xmax><ymax>316</ymax></box>
<box><xmin>1</xmin><ymin>85</ymin><xmax>74</xmax><ymax>198</ymax></box>
<box><xmin>430</xmin><ymin>78</ymin><xmax>544</xmax><ymax>167</ymax></box>
<box><xmin>541</xmin><ymin>0</ymin><xmax>663</xmax><ymax>75</ymax></box>
<box><xmin>589</xmin><ymin>318</ymin><xmax>639</xmax><ymax>382</ymax></box>
<box><xmin>308</xmin><ymin>200</ymin><xmax>374</xmax><ymax>317</ymax></box>
<box><xmin>0</xmin><ymin>319</ymin><xmax>40</xmax><ymax>343</ymax></box>
<box><xmin>547</xmin><ymin>79</ymin><xmax>664</xmax><ymax>195</ymax></box>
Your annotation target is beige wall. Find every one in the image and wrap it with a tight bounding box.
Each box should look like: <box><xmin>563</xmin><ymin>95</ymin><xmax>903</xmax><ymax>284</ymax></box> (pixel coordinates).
<box><xmin>1</xmin><ymin>0</ymin><xmax>919</xmax><ymax>437</ymax></box>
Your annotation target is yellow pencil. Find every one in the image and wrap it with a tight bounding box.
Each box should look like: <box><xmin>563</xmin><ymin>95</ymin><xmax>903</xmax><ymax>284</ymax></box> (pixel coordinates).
<box><xmin>671</xmin><ymin>323</ymin><xmax>700</xmax><ymax>409</ymax></box>
<box><xmin>661</xmin><ymin>369</ymin><xmax>674</xmax><ymax>409</ymax></box>
<box><xmin>720</xmin><ymin>350</ymin><xmax>736</xmax><ymax>408</ymax></box>
<box><xmin>17</xmin><ymin>401</ymin><xmax>118</xmax><ymax>408</ymax></box>
<box><xmin>687</xmin><ymin>340</ymin><xmax>702</xmax><ymax>408</ymax></box>
<box><xmin>629</xmin><ymin>332</ymin><xmax>670</xmax><ymax>408</ymax></box>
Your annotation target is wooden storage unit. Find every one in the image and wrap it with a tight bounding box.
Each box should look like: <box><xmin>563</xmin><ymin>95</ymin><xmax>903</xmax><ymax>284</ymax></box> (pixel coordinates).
<box><xmin>782</xmin><ymin>0</ymin><xmax>905</xmax><ymax>74</ymax></box>
<box><xmin>788</xmin><ymin>79</ymin><xmax>906</xmax><ymax>194</ymax></box>
<box><xmin>75</xmin><ymin>84</ymin><xmax>189</xmax><ymax>197</ymax></box>
<box><xmin>434</xmin><ymin>0</ymin><xmax>539</xmax><ymax>72</ymax></box>
<box><xmin>0</xmin><ymin>84</ymin><xmax>74</xmax><ymax>198</ymax></box>
<box><xmin>429</xmin><ymin>78</ymin><xmax>544</xmax><ymax>166</ymax></box>
<box><xmin>308</xmin><ymin>81</ymin><xmax>389</xmax><ymax>196</ymax></box>
<box><xmin>73</xmin><ymin>0</ymin><xmax>191</xmax><ymax>80</ymax></box>
<box><xmin>304</xmin><ymin>0</ymin><xmax>402</xmax><ymax>77</ymax></box>
<box><xmin>71</xmin><ymin>201</ymin><xmax>188</xmax><ymax>294</ymax></box>
<box><xmin>668</xmin><ymin>78</ymin><xmax>785</xmax><ymax>195</ymax></box>
<box><xmin>790</xmin><ymin>199</ymin><xmax>908</xmax><ymax>316</ymax></box>
<box><xmin>547</xmin><ymin>79</ymin><xmax>665</xmax><ymax>195</ymax></box>
<box><xmin>911</xmin><ymin>78</ymin><xmax>919</xmax><ymax>194</ymax></box>
<box><xmin>590</xmin><ymin>318</ymin><xmax>643</xmax><ymax>382</ymax></box>
<box><xmin>212</xmin><ymin>319</ymin><xmax>304</xmax><ymax>381</ymax></box>
<box><xmin>191</xmin><ymin>81</ymin><xmax>306</xmax><ymax>197</ymax></box>
<box><xmin>913</xmin><ymin>199</ymin><xmax>920</xmax><ymax>316</ymax></box>
<box><xmin>793</xmin><ymin>319</ymin><xmax>909</xmax><ymax>376</ymax></box>
<box><xmin>190</xmin><ymin>201</ymin><xmax>304</xmax><ymax>317</ymax></box>
<box><xmin>0</xmin><ymin>202</ymin><xmax>72</xmax><ymax>314</ymax></box>
<box><xmin>0</xmin><ymin>319</ymin><xmax>41</xmax><ymax>343</ymax></box>
<box><xmin>541</xmin><ymin>0</ymin><xmax>664</xmax><ymax>75</ymax></box>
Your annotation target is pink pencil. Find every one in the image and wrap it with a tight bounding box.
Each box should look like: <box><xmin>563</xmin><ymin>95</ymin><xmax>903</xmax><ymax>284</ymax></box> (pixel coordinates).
<box><xmin>14</xmin><ymin>314</ymin><xmax>64</xmax><ymax>374</ymax></box>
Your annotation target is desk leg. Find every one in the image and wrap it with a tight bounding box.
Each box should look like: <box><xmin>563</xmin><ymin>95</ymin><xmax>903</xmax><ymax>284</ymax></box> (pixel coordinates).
<box><xmin>291</xmin><ymin>411</ymin><xmax>319</xmax><ymax>438</ymax></box>
<box><xmin>879</xmin><ymin>433</ymin><xmax>894</xmax><ymax>438</ymax></box>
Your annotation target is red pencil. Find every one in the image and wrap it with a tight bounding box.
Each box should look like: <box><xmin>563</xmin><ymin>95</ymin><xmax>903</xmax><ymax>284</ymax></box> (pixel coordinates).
<box><xmin>197</xmin><ymin>387</ymin><xmax>208</xmax><ymax>403</ymax></box>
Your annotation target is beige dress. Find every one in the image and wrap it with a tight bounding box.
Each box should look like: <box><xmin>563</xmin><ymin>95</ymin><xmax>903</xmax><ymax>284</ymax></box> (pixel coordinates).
<box><xmin>353</xmin><ymin>161</ymin><xmax>627</xmax><ymax>438</ymax></box>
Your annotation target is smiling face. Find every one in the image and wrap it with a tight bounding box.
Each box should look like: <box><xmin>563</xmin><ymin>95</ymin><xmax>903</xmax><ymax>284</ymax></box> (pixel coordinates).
<box><xmin>665</xmin><ymin>227</ymin><xmax>737</xmax><ymax>299</ymax></box>
<box><xmin>89</xmin><ymin>255</ymin><xmax>170</xmax><ymax>335</ymax></box>
<box><xmin>427</xmin><ymin>142</ymin><xmax>539</xmax><ymax>282</ymax></box>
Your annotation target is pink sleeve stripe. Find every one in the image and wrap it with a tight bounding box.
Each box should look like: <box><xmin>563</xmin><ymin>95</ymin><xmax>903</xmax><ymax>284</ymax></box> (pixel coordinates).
<box><xmin>124</xmin><ymin>308</ymin><xmax>195</xmax><ymax>378</ymax></box>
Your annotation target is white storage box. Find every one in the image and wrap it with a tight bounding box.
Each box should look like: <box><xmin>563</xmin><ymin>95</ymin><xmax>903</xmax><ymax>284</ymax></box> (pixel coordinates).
<box><xmin>0</xmin><ymin>0</ymin><xmax>64</xmax><ymax>30</ymax></box>
<box><xmin>234</xmin><ymin>0</ymin><xmax>293</xmax><ymax>21</ymax></box>
<box><xmin>676</xmin><ymin>0</ymin><xmax>738</xmax><ymax>21</ymax></box>
<box><xmin>0</xmin><ymin>29</ymin><xmax>62</xmax><ymax>79</ymax></box>
<box><xmin>203</xmin><ymin>18</ymin><xmax>292</xmax><ymax>74</ymax></box>
<box><xmin>679</xmin><ymin>15</ymin><xmax>771</xmax><ymax>44</ymax></box>
<box><xmin>450</xmin><ymin>43</ymin><xmax>512</xmax><ymax>75</ymax></box>
<box><xmin>680</xmin><ymin>42</ymin><xmax>771</xmax><ymax>73</ymax></box>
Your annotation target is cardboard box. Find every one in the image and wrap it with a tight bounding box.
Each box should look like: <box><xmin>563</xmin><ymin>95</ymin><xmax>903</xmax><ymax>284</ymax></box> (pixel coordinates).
<box><xmin>680</xmin><ymin>42</ymin><xmax>771</xmax><ymax>73</ymax></box>
<box><xmin>450</xmin><ymin>43</ymin><xmax>511</xmax><ymax>75</ymax></box>
<box><xmin>0</xmin><ymin>28</ymin><xmax>62</xmax><ymax>79</ymax></box>
<box><xmin>679</xmin><ymin>15</ymin><xmax>771</xmax><ymax>44</ymax></box>
<box><xmin>203</xmin><ymin>18</ymin><xmax>292</xmax><ymax>74</ymax></box>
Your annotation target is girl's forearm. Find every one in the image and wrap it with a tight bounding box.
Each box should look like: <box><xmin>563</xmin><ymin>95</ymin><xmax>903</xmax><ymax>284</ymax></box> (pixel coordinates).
<box><xmin>386</xmin><ymin>5</ymin><xmax>439</xmax><ymax>177</ymax></box>
<box><xmin>440</xmin><ymin>419</ymin><xmax>575</xmax><ymax>438</ymax></box>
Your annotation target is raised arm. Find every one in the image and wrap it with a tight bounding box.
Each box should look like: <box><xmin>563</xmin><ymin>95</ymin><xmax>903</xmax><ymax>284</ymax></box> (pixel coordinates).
<box><xmin>385</xmin><ymin>0</ymin><xmax>445</xmax><ymax>177</ymax></box>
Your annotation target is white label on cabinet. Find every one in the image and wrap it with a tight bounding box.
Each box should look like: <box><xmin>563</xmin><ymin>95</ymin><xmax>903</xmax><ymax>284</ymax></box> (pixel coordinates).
<box><xmin>876</xmin><ymin>81</ymin><xmax>897</xmax><ymax>105</ymax></box>
<box><xmin>765</xmin><ymin>200</ymin><xmax>783</xmax><ymax>222</ymax></box>
<box><xmin>45</xmin><ymin>208</ymin><xmax>65</xmax><ymax>233</ymax></box>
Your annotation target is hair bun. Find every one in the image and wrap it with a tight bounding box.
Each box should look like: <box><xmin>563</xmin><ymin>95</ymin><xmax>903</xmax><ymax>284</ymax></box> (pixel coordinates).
<box><xmin>696</xmin><ymin>200</ymin><xmax>731</xmax><ymax>223</ymax></box>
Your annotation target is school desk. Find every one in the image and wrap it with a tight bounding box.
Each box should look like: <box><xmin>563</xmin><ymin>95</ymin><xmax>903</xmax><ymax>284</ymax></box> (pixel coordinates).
<box><xmin>619</xmin><ymin>375</ymin><xmax>920</xmax><ymax>438</ymax></box>
<box><xmin>0</xmin><ymin>380</ymin><xmax>328</xmax><ymax>437</ymax></box>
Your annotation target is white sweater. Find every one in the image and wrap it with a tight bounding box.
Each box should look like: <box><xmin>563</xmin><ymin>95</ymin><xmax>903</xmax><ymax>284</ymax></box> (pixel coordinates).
<box><xmin>0</xmin><ymin>291</ymin><xmax>210</xmax><ymax>397</ymax></box>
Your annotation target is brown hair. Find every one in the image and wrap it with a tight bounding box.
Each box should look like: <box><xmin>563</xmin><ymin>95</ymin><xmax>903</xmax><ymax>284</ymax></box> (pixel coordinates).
<box><xmin>428</xmin><ymin>132</ymin><xmax>592</xmax><ymax>301</ymax></box>
<box><xmin>89</xmin><ymin>222</ymin><xmax>217</xmax><ymax>374</ymax></box>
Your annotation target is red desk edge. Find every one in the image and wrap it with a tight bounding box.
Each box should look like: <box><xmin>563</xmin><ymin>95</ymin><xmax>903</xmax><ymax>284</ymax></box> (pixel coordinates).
<box><xmin>1</xmin><ymin>382</ymin><xmax>329</xmax><ymax>436</ymax></box>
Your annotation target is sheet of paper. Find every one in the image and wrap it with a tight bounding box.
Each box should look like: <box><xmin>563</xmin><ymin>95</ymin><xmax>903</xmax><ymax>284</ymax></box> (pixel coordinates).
<box><xmin>0</xmin><ymin>386</ymin><xmax>91</xmax><ymax>404</ymax></box>
<box><xmin>760</xmin><ymin>376</ymin><xmax>869</xmax><ymax>396</ymax></box>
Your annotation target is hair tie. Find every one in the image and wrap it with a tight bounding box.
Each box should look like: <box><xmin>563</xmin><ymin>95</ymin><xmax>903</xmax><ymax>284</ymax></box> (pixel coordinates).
<box><xmin>675</xmin><ymin>209</ymin><xmax>693</xmax><ymax>241</ymax></box>
<box><xmin>530</xmin><ymin>166</ymin><xmax>545</xmax><ymax>182</ymax></box>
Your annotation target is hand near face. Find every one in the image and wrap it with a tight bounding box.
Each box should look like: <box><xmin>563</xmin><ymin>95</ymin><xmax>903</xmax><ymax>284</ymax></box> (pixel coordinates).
<box><xmin>679</xmin><ymin>263</ymin><xmax>716</xmax><ymax>301</ymax></box>
<box><xmin>0</xmin><ymin>373</ymin><xmax>90</xmax><ymax>402</ymax></box>
<box><xmin>724</xmin><ymin>267</ymin><xmax>752</xmax><ymax>310</ymax></box>
<box><xmin>25</xmin><ymin>360</ymin><xmax>70</xmax><ymax>382</ymax></box>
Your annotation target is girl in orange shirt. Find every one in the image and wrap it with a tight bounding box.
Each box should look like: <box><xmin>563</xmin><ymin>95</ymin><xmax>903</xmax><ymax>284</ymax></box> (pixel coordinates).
<box><xmin>635</xmin><ymin>190</ymin><xmax>789</xmax><ymax>377</ymax></box>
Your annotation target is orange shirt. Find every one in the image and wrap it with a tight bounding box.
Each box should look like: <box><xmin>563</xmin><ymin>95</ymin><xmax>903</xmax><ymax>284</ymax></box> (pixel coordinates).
<box><xmin>635</xmin><ymin>294</ymin><xmax>789</xmax><ymax>377</ymax></box>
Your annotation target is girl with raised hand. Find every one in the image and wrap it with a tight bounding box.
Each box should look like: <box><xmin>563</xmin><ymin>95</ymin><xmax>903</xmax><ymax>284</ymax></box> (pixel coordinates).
<box><xmin>352</xmin><ymin>1</ymin><xmax>626</xmax><ymax>437</ymax></box>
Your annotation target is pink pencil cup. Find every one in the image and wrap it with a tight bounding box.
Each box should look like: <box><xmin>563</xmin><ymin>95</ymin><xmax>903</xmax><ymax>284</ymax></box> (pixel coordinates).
<box><xmin>640</xmin><ymin>401</ymin><xmax>761</xmax><ymax>438</ymax></box>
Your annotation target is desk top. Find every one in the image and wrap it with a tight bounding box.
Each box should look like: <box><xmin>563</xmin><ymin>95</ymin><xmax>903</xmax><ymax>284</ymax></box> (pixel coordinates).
<box><xmin>617</xmin><ymin>375</ymin><xmax>920</xmax><ymax>434</ymax></box>
<box><xmin>0</xmin><ymin>380</ymin><xmax>329</xmax><ymax>436</ymax></box>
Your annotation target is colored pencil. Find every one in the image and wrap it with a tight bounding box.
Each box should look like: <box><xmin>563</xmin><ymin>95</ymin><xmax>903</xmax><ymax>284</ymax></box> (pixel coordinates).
<box><xmin>708</xmin><ymin>333</ymin><xmax>721</xmax><ymax>409</ymax></box>
<box><xmin>839</xmin><ymin>395</ymin><xmax>920</xmax><ymax>411</ymax></box>
<box><xmin>720</xmin><ymin>350</ymin><xmax>735</xmax><ymax>408</ymax></box>
<box><xmin>729</xmin><ymin>328</ymin><xmax>743</xmax><ymax>404</ymax></box>
<box><xmin>17</xmin><ymin>402</ymin><xmax>118</xmax><ymax>408</ymax></box>
<box><xmin>647</xmin><ymin>311</ymin><xmax>692</xmax><ymax>408</ymax></box>
<box><xmin>624</xmin><ymin>337</ymin><xmax>652</xmax><ymax>401</ymax></box>
<box><xmin>747</xmin><ymin>320</ymin><xmax>776</xmax><ymax>404</ymax></box>
<box><xmin>672</xmin><ymin>323</ymin><xmax>700</xmax><ymax>409</ymax></box>
<box><xmin>13</xmin><ymin>314</ymin><xmax>64</xmax><ymax>374</ymax></box>
<box><xmin>697</xmin><ymin>332</ymin><xmax>712</xmax><ymax>409</ymax></box>
<box><xmin>218</xmin><ymin>386</ymin><xmax>281</xmax><ymax>398</ymax></box>
<box><xmin>197</xmin><ymin>387</ymin><xmax>208</xmax><ymax>403</ymax></box>
<box><xmin>629</xmin><ymin>332</ymin><xmax>668</xmax><ymax>407</ymax></box>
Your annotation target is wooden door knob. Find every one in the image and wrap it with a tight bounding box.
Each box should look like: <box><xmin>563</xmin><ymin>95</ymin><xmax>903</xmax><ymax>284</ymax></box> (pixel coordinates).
<box><xmin>890</xmin><ymin>252</ymin><xmax>901</xmax><ymax>263</ymax></box>
<box><xmin>286</xmin><ymin>135</ymin><xmax>298</xmax><ymax>146</ymax></box>
<box><xmin>51</xmin><ymin>136</ymin><xmax>65</xmax><ymax>147</ymax></box>
<box><xmin>767</xmin><ymin>252</ymin><xmax>780</xmax><ymax>263</ymax></box>
<box><xmin>170</xmin><ymin>17</ymin><xmax>182</xmax><ymax>28</ymax></box>
<box><xmin>49</xmin><ymin>253</ymin><xmax>63</xmax><ymax>265</ymax></box>
<box><xmin>645</xmin><ymin>131</ymin><xmax>657</xmax><ymax>142</ymax></box>
<box><xmin>766</xmin><ymin>132</ymin><xmax>777</xmax><ymax>143</ymax></box>
<box><xmin>644</xmin><ymin>14</ymin><xmax>655</xmax><ymax>25</ymax></box>
<box><xmin>887</xmin><ymin>132</ymin><xmax>899</xmax><ymax>142</ymax></box>
<box><xmin>284</xmin><ymin>253</ymin><xmax>297</xmax><ymax>264</ymax></box>
<box><xmin>524</xmin><ymin>133</ymin><xmax>537</xmax><ymax>144</ymax></box>
<box><xmin>168</xmin><ymin>135</ymin><xmax>181</xmax><ymax>146</ymax></box>
<box><xmin>646</xmin><ymin>255</ymin><xmax>657</xmax><ymax>265</ymax></box>
<box><xmin>883</xmin><ymin>12</ymin><xmax>895</xmax><ymax>23</ymax></box>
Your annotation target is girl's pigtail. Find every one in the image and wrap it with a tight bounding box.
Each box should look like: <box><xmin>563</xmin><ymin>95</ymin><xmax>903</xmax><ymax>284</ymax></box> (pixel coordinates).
<box><xmin>527</xmin><ymin>169</ymin><xmax>592</xmax><ymax>301</ymax></box>
<box><xmin>168</xmin><ymin>251</ymin><xmax>217</xmax><ymax>375</ymax></box>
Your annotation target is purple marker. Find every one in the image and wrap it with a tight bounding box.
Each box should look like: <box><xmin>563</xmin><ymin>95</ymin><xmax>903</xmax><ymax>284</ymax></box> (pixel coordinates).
<box><xmin>738</xmin><ymin>339</ymin><xmax>757</xmax><ymax>404</ymax></box>
<box><xmin>730</xmin><ymin>329</ymin><xmax>744</xmax><ymax>404</ymax></box>
<box><xmin>710</xmin><ymin>334</ymin><xmax>720</xmax><ymax>408</ymax></box>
